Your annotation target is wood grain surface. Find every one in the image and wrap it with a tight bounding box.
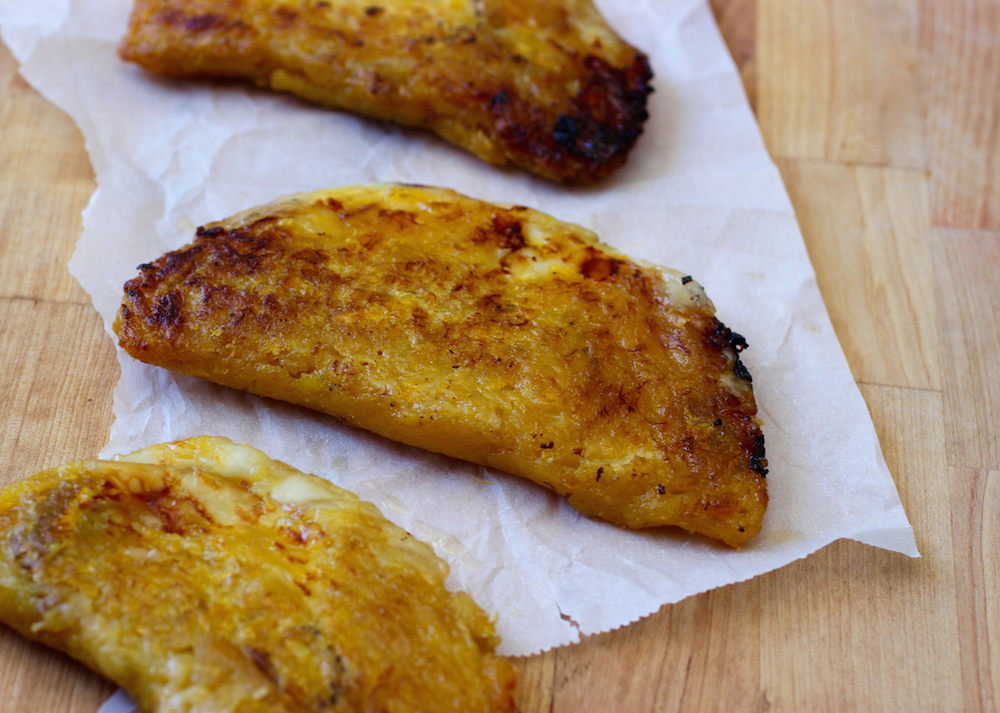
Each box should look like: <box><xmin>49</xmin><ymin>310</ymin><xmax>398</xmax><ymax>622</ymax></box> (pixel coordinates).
<box><xmin>0</xmin><ymin>1</ymin><xmax>997</xmax><ymax>710</ymax></box>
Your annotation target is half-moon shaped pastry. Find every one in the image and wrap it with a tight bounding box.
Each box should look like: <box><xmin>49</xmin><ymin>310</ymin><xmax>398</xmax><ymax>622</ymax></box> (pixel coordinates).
<box><xmin>0</xmin><ymin>437</ymin><xmax>517</xmax><ymax>713</ymax></box>
<box><xmin>115</xmin><ymin>185</ymin><xmax>767</xmax><ymax>547</ymax></box>
<box><xmin>118</xmin><ymin>0</ymin><xmax>652</xmax><ymax>184</ymax></box>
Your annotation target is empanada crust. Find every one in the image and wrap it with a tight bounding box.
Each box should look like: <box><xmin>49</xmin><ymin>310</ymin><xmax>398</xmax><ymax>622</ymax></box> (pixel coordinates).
<box><xmin>115</xmin><ymin>185</ymin><xmax>767</xmax><ymax>546</ymax></box>
<box><xmin>118</xmin><ymin>0</ymin><xmax>652</xmax><ymax>183</ymax></box>
<box><xmin>0</xmin><ymin>437</ymin><xmax>517</xmax><ymax>712</ymax></box>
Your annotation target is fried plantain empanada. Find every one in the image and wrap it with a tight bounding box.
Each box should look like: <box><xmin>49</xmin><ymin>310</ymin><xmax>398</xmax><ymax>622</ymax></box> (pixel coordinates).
<box><xmin>118</xmin><ymin>0</ymin><xmax>652</xmax><ymax>184</ymax></box>
<box><xmin>115</xmin><ymin>185</ymin><xmax>767</xmax><ymax>547</ymax></box>
<box><xmin>0</xmin><ymin>437</ymin><xmax>517</xmax><ymax>713</ymax></box>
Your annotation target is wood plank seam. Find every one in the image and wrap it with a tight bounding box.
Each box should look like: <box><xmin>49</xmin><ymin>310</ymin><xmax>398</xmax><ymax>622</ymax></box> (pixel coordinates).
<box><xmin>950</xmin><ymin>467</ymin><xmax>998</xmax><ymax>712</ymax></box>
<box><xmin>854</xmin><ymin>380</ymin><xmax>940</xmax><ymax>393</ymax></box>
<box><xmin>0</xmin><ymin>294</ymin><xmax>103</xmax><ymax>310</ymax></box>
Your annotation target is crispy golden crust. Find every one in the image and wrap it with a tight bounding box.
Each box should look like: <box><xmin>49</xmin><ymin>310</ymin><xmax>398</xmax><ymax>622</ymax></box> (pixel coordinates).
<box><xmin>118</xmin><ymin>0</ymin><xmax>652</xmax><ymax>184</ymax></box>
<box><xmin>115</xmin><ymin>185</ymin><xmax>767</xmax><ymax>547</ymax></box>
<box><xmin>0</xmin><ymin>437</ymin><xmax>517</xmax><ymax>713</ymax></box>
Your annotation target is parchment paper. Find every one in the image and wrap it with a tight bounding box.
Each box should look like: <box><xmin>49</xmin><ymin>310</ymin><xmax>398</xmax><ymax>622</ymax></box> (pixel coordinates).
<box><xmin>1</xmin><ymin>0</ymin><xmax>917</xmax><ymax>666</ymax></box>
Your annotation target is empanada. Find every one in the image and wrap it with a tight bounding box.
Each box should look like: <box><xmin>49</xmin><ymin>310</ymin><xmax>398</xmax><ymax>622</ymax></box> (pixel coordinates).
<box><xmin>0</xmin><ymin>436</ymin><xmax>517</xmax><ymax>712</ymax></box>
<box><xmin>115</xmin><ymin>185</ymin><xmax>767</xmax><ymax>547</ymax></box>
<box><xmin>118</xmin><ymin>0</ymin><xmax>652</xmax><ymax>184</ymax></box>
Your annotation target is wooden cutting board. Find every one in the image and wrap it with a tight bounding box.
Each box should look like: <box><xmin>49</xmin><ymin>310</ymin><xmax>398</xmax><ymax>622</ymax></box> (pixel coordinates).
<box><xmin>0</xmin><ymin>1</ymin><xmax>997</xmax><ymax>710</ymax></box>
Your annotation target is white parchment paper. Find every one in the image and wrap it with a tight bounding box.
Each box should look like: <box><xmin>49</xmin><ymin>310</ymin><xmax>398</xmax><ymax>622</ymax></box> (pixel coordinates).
<box><xmin>1</xmin><ymin>0</ymin><xmax>917</xmax><ymax>667</ymax></box>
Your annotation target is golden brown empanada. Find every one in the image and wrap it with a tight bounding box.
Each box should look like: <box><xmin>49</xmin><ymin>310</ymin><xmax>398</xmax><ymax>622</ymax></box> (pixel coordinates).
<box><xmin>118</xmin><ymin>0</ymin><xmax>652</xmax><ymax>184</ymax></box>
<box><xmin>0</xmin><ymin>436</ymin><xmax>517</xmax><ymax>712</ymax></box>
<box><xmin>115</xmin><ymin>185</ymin><xmax>768</xmax><ymax>547</ymax></box>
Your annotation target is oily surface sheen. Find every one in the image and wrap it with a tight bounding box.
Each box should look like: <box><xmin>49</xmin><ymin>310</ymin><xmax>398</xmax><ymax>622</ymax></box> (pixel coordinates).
<box><xmin>118</xmin><ymin>0</ymin><xmax>652</xmax><ymax>184</ymax></box>
<box><xmin>0</xmin><ymin>437</ymin><xmax>517</xmax><ymax>713</ymax></box>
<box><xmin>115</xmin><ymin>185</ymin><xmax>767</xmax><ymax>547</ymax></box>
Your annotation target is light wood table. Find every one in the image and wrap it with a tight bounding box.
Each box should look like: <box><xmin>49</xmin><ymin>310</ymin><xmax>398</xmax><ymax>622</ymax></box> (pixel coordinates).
<box><xmin>1</xmin><ymin>1</ymin><xmax>997</xmax><ymax>710</ymax></box>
